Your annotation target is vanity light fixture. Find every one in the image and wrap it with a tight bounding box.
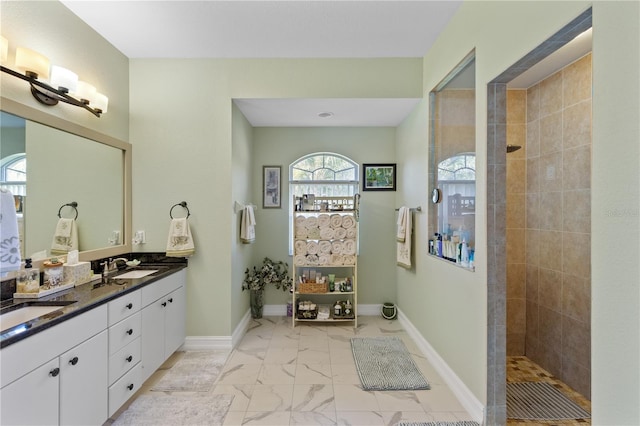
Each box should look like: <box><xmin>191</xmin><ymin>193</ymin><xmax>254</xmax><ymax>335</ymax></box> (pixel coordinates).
<box><xmin>0</xmin><ymin>37</ymin><xmax>107</xmax><ymax>117</ymax></box>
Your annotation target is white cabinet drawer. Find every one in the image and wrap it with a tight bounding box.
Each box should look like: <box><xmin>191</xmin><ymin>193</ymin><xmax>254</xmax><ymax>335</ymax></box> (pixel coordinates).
<box><xmin>141</xmin><ymin>269</ymin><xmax>184</xmax><ymax>307</ymax></box>
<box><xmin>108</xmin><ymin>362</ymin><xmax>141</xmax><ymax>417</ymax></box>
<box><xmin>108</xmin><ymin>311</ymin><xmax>141</xmax><ymax>355</ymax></box>
<box><xmin>108</xmin><ymin>290</ymin><xmax>141</xmax><ymax>326</ymax></box>
<box><xmin>109</xmin><ymin>337</ymin><xmax>140</xmax><ymax>385</ymax></box>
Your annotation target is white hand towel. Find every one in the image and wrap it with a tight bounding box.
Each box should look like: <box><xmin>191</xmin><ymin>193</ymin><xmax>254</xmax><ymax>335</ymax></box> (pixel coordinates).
<box><xmin>396</xmin><ymin>206</ymin><xmax>408</xmax><ymax>242</ymax></box>
<box><xmin>166</xmin><ymin>218</ymin><xmax>195</xmax><ymax>257</ymax></box>
<box><xmin>51</xmin><ymin>218</ymin><xmax>79</xmax><ymax>255</ymax></box>
<box><xmin>397</xmin><ymin>207</ymin><xmax>412</xmax><ymax>268</ymax></box>
<box><xmin>240</xmin><ymin>205</ymin><xmax>256</xmax><ymax>244</ymax></box>
<box><xmin>0</xmin><ymin>190</ymin><xmax>22</xmax><ymax>273</ymax></box>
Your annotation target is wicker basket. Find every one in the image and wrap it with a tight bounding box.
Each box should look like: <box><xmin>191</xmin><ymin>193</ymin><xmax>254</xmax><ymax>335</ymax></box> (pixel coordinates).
<box><xmin>298</xmin><ymin>282</ymin><xmax>328</xmax><ymax>293</ymax></box>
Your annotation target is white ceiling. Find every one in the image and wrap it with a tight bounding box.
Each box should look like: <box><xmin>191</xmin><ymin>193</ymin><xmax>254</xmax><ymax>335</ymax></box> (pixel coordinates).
<box><xmin>59</xmin><ymin>1</ymin><xmax>591</xmax><ymax>127</ymax></box>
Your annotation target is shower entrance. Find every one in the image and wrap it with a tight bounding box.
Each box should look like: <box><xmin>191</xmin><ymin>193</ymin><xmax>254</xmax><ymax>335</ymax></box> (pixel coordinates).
<box><xmin>485</xmin><ymin>7</ymin><xmax>592</xmax><ymax>425</ymax></box>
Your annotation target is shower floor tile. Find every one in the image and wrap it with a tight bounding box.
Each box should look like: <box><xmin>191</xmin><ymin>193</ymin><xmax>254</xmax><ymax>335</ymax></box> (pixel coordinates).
<box><xmin>507</xmin><ymin>356</ymin><xmax>591</xmax><ymax>425</ymax></box>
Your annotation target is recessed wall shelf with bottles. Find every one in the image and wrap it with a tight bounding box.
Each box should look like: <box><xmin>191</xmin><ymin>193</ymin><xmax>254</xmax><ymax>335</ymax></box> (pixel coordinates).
<box><xmin>292</xmin><ymin>195</ymin><xmax>359</xmax><ymax>328</ymax></box>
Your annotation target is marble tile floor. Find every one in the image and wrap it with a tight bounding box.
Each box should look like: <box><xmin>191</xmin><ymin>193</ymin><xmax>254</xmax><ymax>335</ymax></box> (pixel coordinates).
<box><xmin>107</xmin><ymin>316</ymin><xmax>475</xmax><ymax>426</ymax></box>
<box><xmin>506</xmin><ymin>356</ymin><xmax>591</xmax><ymax>426</ymax></box>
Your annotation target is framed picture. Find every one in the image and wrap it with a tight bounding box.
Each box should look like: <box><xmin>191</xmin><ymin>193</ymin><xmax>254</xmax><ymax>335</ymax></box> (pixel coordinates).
<box><xmin>263</xmin><ymin>165</ymin><xmax>282</xmax><ymax>208</ymax></box>
<box><xmin>362</xmin><ymin>163</ymin><xmax>396</xmax><ymax>191</ymax></box>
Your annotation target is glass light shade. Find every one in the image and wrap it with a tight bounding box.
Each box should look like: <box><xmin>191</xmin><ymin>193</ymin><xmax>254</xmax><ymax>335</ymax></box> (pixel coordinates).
<box><xmin>74</xmin><ymin>81</ymin><xmax>96</xmax><ymax>103</ymax></box>
<box><xmin>15</xmin><ymin>47</ymin><xmax>50</xmax><ymax>79</ymax></box>
<box><xmin>93</xmin><ymin>92</ymin><xmax>108</xmax><ymax>113</ymax></box>
<box><xmin>50</xmin><ymin>66</ymin><xmax>78</xmax><ymax>93</ymax></box>
<box><xmin>0</xmin><ymin>36</ymin><xmax>8</xmax><ymax>64</ymax></box>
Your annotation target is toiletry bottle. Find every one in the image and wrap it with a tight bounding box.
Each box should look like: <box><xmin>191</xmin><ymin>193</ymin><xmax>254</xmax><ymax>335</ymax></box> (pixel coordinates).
<box><xmin>437</xmin><ymin>234</ymin><xmax>443</xmax><ymax>258</ymax></box>
<box><xmin>461</xmin><ymin>239</ymin><xmax>469</xmax><ymax>266</ymax></box>
<box><xmin>17</xmin><ymin>258</ymin><xmax>40</xmax><ymax>293</ymax></box>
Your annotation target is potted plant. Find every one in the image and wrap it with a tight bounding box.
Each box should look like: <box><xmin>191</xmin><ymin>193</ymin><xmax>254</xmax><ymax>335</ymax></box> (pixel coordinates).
<box><xmin>242</xmin><ymin>257</ymin><xmax>293</xmax><ymax>318</ymax></box>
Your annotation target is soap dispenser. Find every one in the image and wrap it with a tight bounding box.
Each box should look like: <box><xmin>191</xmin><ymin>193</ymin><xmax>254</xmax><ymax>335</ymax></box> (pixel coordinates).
<box><xmin>17</xmin><ymin>258</ymin><xmax>40</xmax><ymax>293</ymax></box>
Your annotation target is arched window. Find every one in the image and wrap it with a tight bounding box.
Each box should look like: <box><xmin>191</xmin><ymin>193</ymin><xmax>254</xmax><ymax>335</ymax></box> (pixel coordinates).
<box><xmin>0</xmin><ymin>153</ymin><xmax>26</xmax><ymax>196</ymax></box>
<box><xmin>288</xmin><ymin>152</ymin><xmax>359</xmax><ymax>253</ymax></box>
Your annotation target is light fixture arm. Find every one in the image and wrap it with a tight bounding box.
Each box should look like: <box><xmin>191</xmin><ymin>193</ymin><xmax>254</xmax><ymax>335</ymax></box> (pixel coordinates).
<box><xmin>1</xmin><ymin>65</ymin><xmax>102</xmax><ymax>117</ymax></box>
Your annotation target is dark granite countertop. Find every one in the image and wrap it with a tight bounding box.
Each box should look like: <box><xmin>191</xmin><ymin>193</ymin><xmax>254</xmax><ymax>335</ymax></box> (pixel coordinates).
<box><xmin>1</xmin><ymin>259</ymin><xmax>187</xmax><ymax>349</ymax></box>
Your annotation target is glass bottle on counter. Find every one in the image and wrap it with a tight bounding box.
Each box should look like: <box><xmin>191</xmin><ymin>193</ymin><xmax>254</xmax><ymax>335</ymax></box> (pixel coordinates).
<box><xmin>17</xmin><ymin>258</ymin><xmax>40</xmax><ymax>293</ymax></box>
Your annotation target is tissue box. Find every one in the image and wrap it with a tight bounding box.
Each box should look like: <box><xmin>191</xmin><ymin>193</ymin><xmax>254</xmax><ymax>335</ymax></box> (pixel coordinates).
<box><xmin>63</xmin><ymin>261</ymin><xmax>92</xmax><ymax>285</ymax></box>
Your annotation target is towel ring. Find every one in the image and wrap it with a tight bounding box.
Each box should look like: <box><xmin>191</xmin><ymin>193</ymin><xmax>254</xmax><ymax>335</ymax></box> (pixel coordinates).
<box><xmin>58</xmin><ymin>201</ymin><xmax>79</xmax><ymax>220</ymax></box>
<box><xmin>170</xmin><ymin>201</ymin><xmax>190</xmax><ymax>219</ymax></box>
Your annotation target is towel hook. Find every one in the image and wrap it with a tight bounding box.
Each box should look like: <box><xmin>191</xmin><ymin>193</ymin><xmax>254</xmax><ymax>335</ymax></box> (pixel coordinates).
<box><xmin>58</xmin><ymin>201</ymin><xmax>79</xmax><ymax>219</ymax></box>
<box><xmin>170</xmin><ymin>201</ymin><xmax>190</xmax><ymax>219</ymax></box>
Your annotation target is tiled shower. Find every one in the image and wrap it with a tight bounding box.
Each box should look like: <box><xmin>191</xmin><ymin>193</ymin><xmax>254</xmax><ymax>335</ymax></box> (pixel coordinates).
<box><xmin>506</xmin><ymin>53</ymin><xmax>592</xmax><ymax>399</ymax></box>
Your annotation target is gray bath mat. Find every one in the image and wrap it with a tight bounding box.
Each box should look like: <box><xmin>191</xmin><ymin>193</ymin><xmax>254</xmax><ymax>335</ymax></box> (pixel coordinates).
<box><xmin>151</xmin><ymin>350</ymin><xmax>228</xmax><ymax>392</ymax></box>
<box><xmin>398</xmin><ymin>422</ymin><xmax>480</xmax><ymax>426</ymax></box>
<box><xmin>507</xmin><ymin>382</ymin><xmax>590</xmax><ymax>420</ymax></box>
<box><xmin>112</xmin><ymin>393</ymin><xmax>233</xmax><ymax>425</ymax></box>
<box><xmin>351</xmin><ymin>336</ymin><xmax>430</xmax><ymax>391</ymax></box>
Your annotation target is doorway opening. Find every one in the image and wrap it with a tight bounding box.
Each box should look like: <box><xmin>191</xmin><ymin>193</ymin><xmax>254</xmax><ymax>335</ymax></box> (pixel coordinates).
<box><xmin>485</xmin><ymin>7</ymin><xmax>592</xmax><ymax>425</ymax></box>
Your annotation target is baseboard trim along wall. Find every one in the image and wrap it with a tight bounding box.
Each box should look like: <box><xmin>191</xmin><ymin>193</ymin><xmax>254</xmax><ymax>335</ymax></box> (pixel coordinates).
<box><xmin>397</xmin><ymin>308</ymin><xmax>485</xmax><ymax>423</ymax></box>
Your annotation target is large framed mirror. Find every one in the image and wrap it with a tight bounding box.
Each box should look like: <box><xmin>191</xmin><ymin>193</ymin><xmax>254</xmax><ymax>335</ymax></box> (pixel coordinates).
<box><xmin>428</xmin><ymin>52</ymin><xmax>476</xmax><ymax>270</ymax></box>
<box><xmin>1</xmin><ymin>97</ymin><xmax>131</xmax><ymax>276</ymax></box>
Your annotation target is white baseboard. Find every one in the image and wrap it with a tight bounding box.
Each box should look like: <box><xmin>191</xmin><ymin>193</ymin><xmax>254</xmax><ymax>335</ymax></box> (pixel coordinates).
<box><xmin>181</xmin><ymin>310</ymin><xmax>251</xmax><ymax>351</ymax></box>
<box><xmin>398</xmin><ymin>308</ymin><xmax>484</xmax><ymax>423</ymax></box>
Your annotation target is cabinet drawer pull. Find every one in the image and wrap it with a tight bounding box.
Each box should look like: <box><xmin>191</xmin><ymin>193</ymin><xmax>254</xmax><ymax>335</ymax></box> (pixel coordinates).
<box><xmin>69</xmin><ymin>356</ymin><xmax>79</xmax><ymax>366</ymax></box>
<box><xmin>126</xmin><ymin>303</ymin><xmax>133</xmax><ymax>309</ymax></box>
<box><xmin>126</xmin><ymin>328</ymin><xmax>133</xmax><ymax>335</ymax></box>
<box><xmin>168</xmin><ymin>298</ymin><xmax>173</xmax><ymax>303</ymax></box>
<box><xmin>127</xmin><ymin>384</ymin><xmax>134</xmax><ymax>391</ymax></box>
<box><xmin>49</xmin><ymin>367</ymin><xmax>60</xmax><ymax>377</ymax></box>
<box><xmin>126</xmin><ymin>355</ymin><xmax>133</xmax><ymax>363</ymax></box>
<box><xmin>162</xmin><ymin>302</ymin><xmax>167</xmax><ymax>307</ymax></box>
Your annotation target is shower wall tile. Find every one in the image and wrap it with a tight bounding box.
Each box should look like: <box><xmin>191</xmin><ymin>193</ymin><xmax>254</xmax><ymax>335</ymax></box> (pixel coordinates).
<box><xmin>563</xmin><ymin>144</ymin><xmax>591</xmax><ymax>190</ymax></box>
<box><xmin>526</xmin><ymin>85</ymin><xmax>540</xmax><ymax>122</ymax></box>
<box><xmin>538</xmin><ymin>267</ymin><xmax>563</xmax><ymax>312</ymax></box>
<box><xmin>526</xmin><ymin>157</ymin><xmax>540</xmax><ymax>193</ymax></box>
<box><xmin>540</xmin><ymin>191</ymin><xmax>563</xmax><ymax>231</ymax></box>
<box><xmin>540</xmin><ymin>152</ymin><xmax>563</xmax><ymax>192</ymax></box>
<box><xmin>525</xmin><ymin>229</ymin><xmax>540</xmax><ymax>267</ymax></box>
<box><xmin>526</xmin><ymin>265</ymin><xmax>539</xmax><ymax>302</ymax></box>
<box><xmin>563</xmin><ymin>273</ymin><xmax>591</xmax><ymax>324</ymax></box>
<box><xmin>507</xmin><ymin>228</ymin><xmax>526</xmax><ymax>264</ymax></box>
<box><xmin>563</xmin><ymin>189</ymin><xmax>591</xmax><ymax>232</ymax></box>
<box><xmin>526</xmin><ymin>119</ymin><xmax>540</xmax><ymax>158</ymax></box>
<box><xmin>507</xmin><ymin>90</ymin><xmax>527</xmax><ymax>123</ymax></box>
<box><xmin>507</xmin><ymin>192</ymin><xmax>526</xmax><ymax>229</ymax></box>
<box><xmin>562</xmin><ymin>315</ymin><xmax>591</xmax><ymax>368</ymax></box>
<box><xmin>507</xmin><ymin>124</ymin><xmax>526</xmax><ymax>158</ymax></box>
<box><xmin>539</xmin><ymin>230</ymin><xmax>563</xmax><ymax>272</ymax></box>
<box><xmin>507</xmin><ymin>263</ymin><xmax>526</xmax><ymax>299</ymax></box>
<box><xmin>526</xmin><ymin>192</ymin><xmax>540</xmax><ymax>229</ymax></box>
<box><xmin>563</xmin><ymin>100</ymin><xmax>591</xmax><ymax>149</ymax></box>
<box><xmin>563</xmin><ymin>54</ymin><xmax>592</xmax><ymax>107</ymax></box>
<box><xmin>507</xmin><ymin>159</ymin><xmax>526</xmax><ymax>193</ymax></box>
<box><xmin>540</xmin><ymin>111</ymin><xmax>563</xmax><ymax>154</ymax></box>
<box><xmin>539</xmin><ymin>72</ymin><xmax>563</xmax><ymax>116</ymax></box>
<box><xmin>562</xmin><ymin>232</ymin><xmax>590</xmax><ymax>279</ymax></box>
<box><xmin>562</xmin><ymin>359</ymin><xmax>591</xmax><ymax>400</ymax></box>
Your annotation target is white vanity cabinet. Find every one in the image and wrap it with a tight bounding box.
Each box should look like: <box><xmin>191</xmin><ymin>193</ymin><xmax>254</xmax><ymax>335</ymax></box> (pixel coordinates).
<box><xmin>140</xmin><ymin>269</ymin><xmax>186</xmax><ymax>383</ymax></box>
<box><xmin>0</xmin><ymin>306</ymin><xmax>108</xmax><ymax>426</ymax></box>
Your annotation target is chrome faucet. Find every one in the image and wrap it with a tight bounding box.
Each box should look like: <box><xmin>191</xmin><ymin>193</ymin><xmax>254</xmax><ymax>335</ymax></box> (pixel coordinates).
<box><xmin>108</xmin><ymin>258</ymin><xmax>129</xmax><ymax>272</ymax></box>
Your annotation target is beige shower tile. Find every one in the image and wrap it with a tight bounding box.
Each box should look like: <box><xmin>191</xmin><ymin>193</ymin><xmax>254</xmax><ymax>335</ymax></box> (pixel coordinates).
<box><xmin>507</xmin><ymin>262</ymin><xmax>526</xmax><ymax>299</ymax></box>
<box><xmin>507</xmin><ymin>228</ymin><xmax>525</xmax><ymax>264</ymax></box>
<box><xmin>562</xmin><ymin>232</ymin><xmax>590</xmax><ymax>279</ymax></box>
<box><xmin>539</xmin><ymin>230</ymin><xmax>563</xmax><ymax>272</ymax></box>
<box><xmin>526</xmin><ymin>118</ymin><xmax>540</xmax><ymax>158</ymax></box>
<box><xmin>561</xmin><ymin>359</ymin><xmax>591</xmax><ymax>401</ymax></box>
<box><xmin>540</xmin><ymin>151</ymin><xmax>563</xmax><ymax>192</ymax></box>
<box><xmin>563</xmin><ymin>145</ymin><xmax>591</xmax><ymax>191</ymax></box>
<box><xmin>563</xmin><ymin>100</ymin><xmax>591</xmax><ymax>149</ymax></box>
<box><xmin>538</xmin><ymin>267</ymin><xmax>563</xmax><ymax>311</ymax></box>
<box><xmin>562</xmin><ymin>273</ymin><xmax>591</xmax><ymax>324</ymax></box>
<box><xmin>540</xmin><ymin>111</ymin><xmax>563</xmax><ymax>154</ymax></box>
<box><xmin>526</xmin><ymin>264</ymin><xmax>539</xmax><ymax>302</ymax></box>
<box><xmin>563</xmin><ymin>189</ymin><xmax>591</xmax><ymax>233</ymax></box>
<box><xmin>507</xmin><ymin>158</ymin><xmax>526</xmax><ymax>194</ymax></box>
<box><xmin>507</xmin><ymin>298</ymin><xmax>526</xmax><ymax>334</ymax></box>
<box><xmin>563</xmin><ymin>53</ymin><xmax>592</xmax><ymax>107</ymax></box>
<box><xmin>527</xmin><ymin>85</ymin><xmax>540</xmax><ymax>122</ymax></box>
<box><xmin>507</xmin><ymin>123</ymin><xmax>526</xmax><ymax>158</ymax></box>
<box><xmin>539</xmin><ymin>191</ymin><xmax>562</xmax><ymax>231</ymax></box>
<box><xmin>507</xmin><ymin>332</ymin><xmax>525</xmax><ymax>356</ymax></box>
<box><xmin>525</xmin><ymin>300</ymin><xmax>539</xmax><ymax>341</ymax></box>
<box><xmin>562</xmin><ymin>315</ymin><xmax>591</xmax><ymax>369</ymax></box>
<box><xmin>525</xmin><ymin>229</ymin><xmax>540</xmax><ymax>267</ymax></box>
<box><xmin>526</xmin><ymin>157</ymin><xmax>540</xmax><ymax>193</ymax></box>
<box><xmin>507</xmin><ymin>192</ymin><xmax>526</xmax><ymax>229</ymax></box>
<box><xmin>539</xmin><ymin>71</ymin><xmax>563</xmax><ymax>116</ymax></box>
<box><xmin>508</xmin><ymin>90</ymin><xmax>527</xmax><ymax>124</ymax></box>
<box><xmin>526</xmin><ymin>192</ymin><xmax>540</xmax><ymax>230</ymax></box>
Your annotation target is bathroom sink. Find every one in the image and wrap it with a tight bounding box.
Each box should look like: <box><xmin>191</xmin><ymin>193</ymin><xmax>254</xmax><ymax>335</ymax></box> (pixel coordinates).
<box><xmin>0</xmin><ymin>301</ymin><xmax>76</xmax><ymax>332</ymax></box>
<box><xmin>115</xmin><ymin>269</ymin><xmax>159</xmax><ymax>279</ymax></box>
